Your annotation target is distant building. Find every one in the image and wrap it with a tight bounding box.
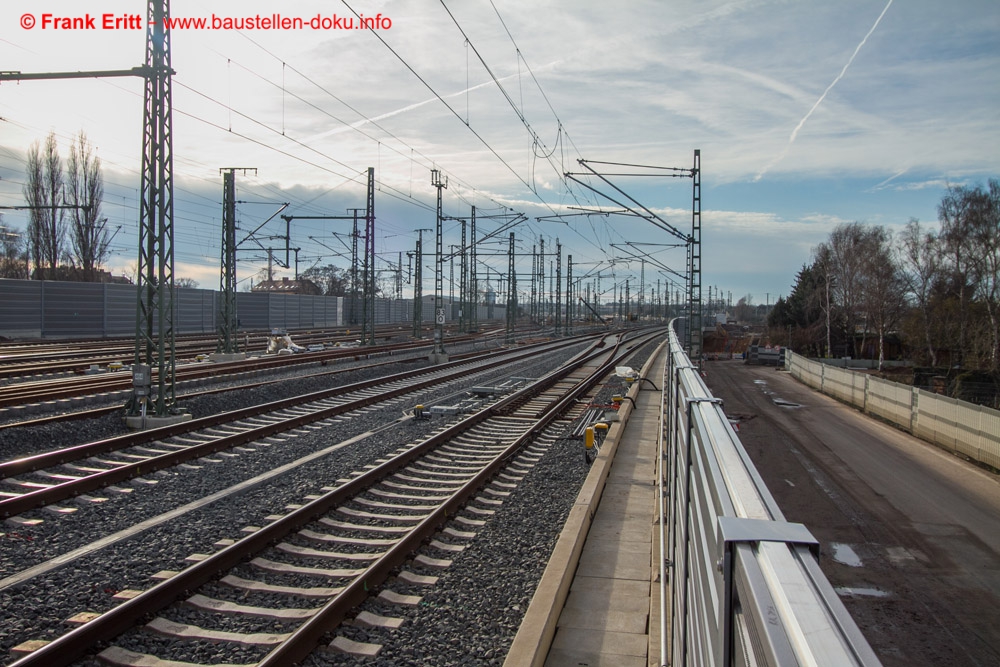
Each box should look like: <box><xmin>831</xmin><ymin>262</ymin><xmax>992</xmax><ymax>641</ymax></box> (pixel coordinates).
<box><xmin>251</xmin><ymin>276</ymin><xmax>322</xmax><ymax>295</ymax></box>
<box><xmin>29</xmin><ymin>267</ymin><xmax>132</xmax><ymax>284</ymax></box>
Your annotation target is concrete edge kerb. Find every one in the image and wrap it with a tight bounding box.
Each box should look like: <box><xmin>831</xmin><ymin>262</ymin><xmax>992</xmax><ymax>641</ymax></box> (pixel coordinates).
<box><xmin>503</xmin><ymin>334</ymin><xmax>669</xmax><ymax>667</ymax></box>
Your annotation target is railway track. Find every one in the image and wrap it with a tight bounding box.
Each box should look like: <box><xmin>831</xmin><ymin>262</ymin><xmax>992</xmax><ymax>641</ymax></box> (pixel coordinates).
<box><xmin>0</xmin><ymin>335</ymin><xmax>591</xmax><ymax>520</ymax></box>
<box><xmin>6</xmin><ymin>328</ymin><xmax>661</xmax><ymax>667</ymax></box>
<box><xmin>0</xmin><ymin>324</ymin><xmax>506</xmax><ymax>384</ymax></box>
<box><xmin>0</xmin><ymin>352</ymin><xmax>429</xmax><ymax>433</ymax></box>
<box><xmin>0</xmin><ymin>332</ymin><xmax>505</xmax><ymax>412</ymax></box>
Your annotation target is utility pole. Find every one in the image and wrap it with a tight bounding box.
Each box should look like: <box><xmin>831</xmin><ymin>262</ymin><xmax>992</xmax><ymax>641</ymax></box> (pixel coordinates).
<box><xmin>215</xmin><ymin>167</ymin><xmax>255</xmax><ymax>359</ymax></box>
<box><xmin>362</xmin><ymin>168</ymin><xmax>376</xmax><ymax>346</ymax></box>
<box><xmin>565</xmin><ymin>255</ymin><xmax>573</xmax><ymax>335</ymax></box>
<box><xmin>657</xmin><ymin>279</ymin><xmax>662</xmax><ymax>322</ymax></box>
<box><xmin>539</xmin><ymin>238</ymin><xmax>545</xmax><ymax>324</ymax></box>
<box><xmin>347</xmin><ymin>208</ymin><xmax>363</xmax><ymax>326</ymax></box>
<box><xmin>506</xmin><ymin>232</ymin><xmax>517</xmax><ymax>345</ymax></box>
<box><xmin>413</xmin><ymin>228</ymin><xmax>430</xmax><ymax>338</ymax></box>
<box><xmin>640</xmin><ymin>258</ymin><xmax>646</xmax><ymax>320</ymax></box>
<box><xmin>469</xmin><ymin>206</ymin><xmax>478</xmax><ymax>333</ymax></box>
<box><xmin>449</xmin><ymin>247</ymin><xmax>455</xmax><ymax>307</ymax></box>
<box><xmin>555</xmin><ymin>240</ymin><xmax>562</xmax><ymax>336</ymax></box>
<box><xmin>595</xmin><ymin>271</ymin><xmax>601</xmax><ymax>322</ymax></box>
<box><xmin>396</xmin><ymin>251</ymin><xmax>403</xmax><ymax>300</ymax></box>
<box><xmin>529</xmin><ymin>243</ymin><xmax>537</xmax><ymax>323</ymax></box>
<box><xmin>625</xmin><ymin>279</ymin><xmax>631</xmax><ymax>323</ymax></box>
<box><xmin>430</xmin><ymin>169</ymin><xmax>448</xmax><ymax>362</ymax></box>
<box><xmin>459</xmin><ymin>220</ymin><xmax>467</xmax><ymax>333</ymax></box>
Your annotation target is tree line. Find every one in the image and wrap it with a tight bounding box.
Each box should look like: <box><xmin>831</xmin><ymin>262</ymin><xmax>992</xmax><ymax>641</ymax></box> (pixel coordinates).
<box><xmin>768</xmin><ymin>180</ymin><xmax>1000</xmax><ymax>373</ymax></box>
<box><xmin>0</xmin><ymin>131</ymin><xmax>111</xmax><ymax>282</ymax></box>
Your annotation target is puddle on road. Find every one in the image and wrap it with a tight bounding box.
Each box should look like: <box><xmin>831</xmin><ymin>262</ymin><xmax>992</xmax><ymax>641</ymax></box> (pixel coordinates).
<box><xmin>830</xmin><ymin>543</ymin><xmax>863</xmax><ymax>567</ymax></box>
<box><xmin>835</xmin><ymin>587</ymin><xmax>890</xmax><ymax>598</ymax></box>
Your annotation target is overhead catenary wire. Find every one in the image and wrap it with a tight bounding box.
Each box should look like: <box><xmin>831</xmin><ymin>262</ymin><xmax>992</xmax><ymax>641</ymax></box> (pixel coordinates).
<box><xmin>0</xmin><ymin>9</ymin><xmax>653</xmax><ymax>289</ymax></box>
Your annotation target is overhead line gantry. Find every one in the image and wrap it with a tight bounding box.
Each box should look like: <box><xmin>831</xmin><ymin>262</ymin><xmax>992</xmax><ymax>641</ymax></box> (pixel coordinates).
<box><xmin>563</xmin><ymin>150</ymin><xmax>702</xmax><ymax>357</ymax></box>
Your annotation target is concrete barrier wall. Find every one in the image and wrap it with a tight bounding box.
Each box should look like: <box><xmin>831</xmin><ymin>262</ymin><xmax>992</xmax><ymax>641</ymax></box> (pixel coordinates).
<box><xmin>787</xmin><ymin>351</ymin><xmax>1000</xmax><ymax>470</ymax></box>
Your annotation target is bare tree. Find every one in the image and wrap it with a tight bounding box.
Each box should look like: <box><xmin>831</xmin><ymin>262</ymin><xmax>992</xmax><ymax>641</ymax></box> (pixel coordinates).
<box><xmin>121</xmin><ymin>260</ymin><xmax>138</xmax><ymax>284</ymax></box>
<box><xmin>899</xmin><ymin>219</ymin><xmax>941</xmax><ymax>366</ymax></box>
<box><xmin>23</xmin><ymin>132</ymin><xmax>66</xmax><ymax>280</ymax></box>
<box><xmin>66</xmin><ymin>131</ymin><xmax>108</xmax><ymax>281</ymax></box>
<box><xmin>823</xmin><ymin>222</ymin><xmax>872</xmax><ymax>357</ymax></box>
<box><xmin>938</xmin><ymin>185</ymin><xmax>980</xmax><ymax>367</ymax></box>
<box><xmin>967</xmin><ymin>179</ymin><xmax>1000</xmax><ymax>370</ymax></box>
<box><xmin>733</xmin><ymin>294</ymin><xmax>756</xmax><ymax>323</ymax></box>
<box><xmin>812</xmin><ymin>243</ymin><xmax>836</xmax><ymax>357</ymax></box>
<box><xmin>861</xmin><ymin>226</ymin><xmax>905</xmax><ymax>370</ymax></box>
<box><xmin>175</xmin><ymin>277</ymin><xmax>199</xmax><ymax>289</ymax></box>
<box><xmin>0</xmin><ymin>218</ymin><xmax>29</xmax><ymax>279</ymax></box>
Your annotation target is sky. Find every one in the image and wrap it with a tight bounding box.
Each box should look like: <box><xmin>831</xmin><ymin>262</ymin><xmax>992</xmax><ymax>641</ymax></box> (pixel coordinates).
<box><xmin>1</xmin><ymin>0</ymin><xmax>998</xmax><ymax>309</ymax></box>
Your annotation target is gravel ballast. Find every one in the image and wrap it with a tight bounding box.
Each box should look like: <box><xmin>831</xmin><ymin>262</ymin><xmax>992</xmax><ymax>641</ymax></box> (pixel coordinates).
<box><xmin>0</xmin><ymin>332</ymin><xmax>664</xmax><ymax>666</ymax></box>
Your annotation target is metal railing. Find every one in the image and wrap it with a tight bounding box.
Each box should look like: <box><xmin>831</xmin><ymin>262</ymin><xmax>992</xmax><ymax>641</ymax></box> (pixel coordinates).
<box><xmin>660</xmin><ymin>324</ymin><xmax>881</xmax><ymax>666</ymax></box>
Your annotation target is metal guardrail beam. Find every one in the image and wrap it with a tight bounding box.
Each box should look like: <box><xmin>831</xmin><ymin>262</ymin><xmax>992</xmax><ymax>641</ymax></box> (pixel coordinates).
<box><xmin>660</xmin><ymin>322</ymin><xmax>881</xmax><ymax>666</ymax></box>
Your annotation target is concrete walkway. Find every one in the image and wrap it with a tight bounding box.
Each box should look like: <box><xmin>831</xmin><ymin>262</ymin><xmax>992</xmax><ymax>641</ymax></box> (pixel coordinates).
<box><xmin>544</xmin><ymin>344</ymin><xmax>666</xmax><ymax>667</ymax></box>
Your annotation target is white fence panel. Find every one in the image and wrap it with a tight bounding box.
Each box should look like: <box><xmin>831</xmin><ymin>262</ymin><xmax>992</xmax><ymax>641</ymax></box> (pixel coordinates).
<box><xmin>866</xmin><ymin>377</ymin><xmax>913</xmax><ymax>427</ymax></box>
<box><xmin>787</xmin><ymin>351</ymin><xmax>1000</xmax><ymax>471</ymax></box>
<box><xmin>823</xmin><ymin>364</ymin><xmax>866</xmax><ymax>406</ymax></box>
<box><xmin>914</xmin><ymin>389</ymin><xmax>962</xmax><ymax>453</ymax></box>
<box><xmin>976</xmin><ymin>406</ymin><xmax>1000</xmax><ymax>469</ymax></box>
<box><xmin>790</xmin><ymin>354</ymin><xmax>823</xmax><ymax>390</ymax></box>
<box><xmin>913</xmin><ymin>389</ymin><xmax>1000</xmax><ymax>468</ymax></box>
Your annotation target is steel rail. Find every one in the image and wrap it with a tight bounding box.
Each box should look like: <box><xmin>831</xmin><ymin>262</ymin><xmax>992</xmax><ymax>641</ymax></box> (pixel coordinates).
<box><xmin>0</xmin><ymin>335</ymin><xmax>594</xmax><ymax>518</ymax></box>
<box><xmin>259</xmin><ymin>330</ymin><xmax>661</xmax><ymax>665</ymax></box>
<box><xmin>0</xmin><ymin>338</ymin><xmax>517</xmax><ymax>433</ymax></box>
<box><xmin>0</xmin><ymin>323</ymin><xmax>504</xmax><ymax>380</ymax></box>
<box><xmin>0</xmin><ymin>336</ymin><xmax>459</xmax><ymax>407</ymax></box>
<box><xmin>0</xmin><ymin>324</ymin><xmax>514</xmax><ymax>408</ymax></box>
<box><xmin>5</xmin><ymin>330</ymin><xmax>646</xmax><ymax>667</ymax></box>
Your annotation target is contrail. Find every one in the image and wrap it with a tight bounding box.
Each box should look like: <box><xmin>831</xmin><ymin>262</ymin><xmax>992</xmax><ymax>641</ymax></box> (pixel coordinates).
<box><xmin>755</xmin><ymin>0</ymin><xmax>893</xmax><ymax>182</ymax></box>
<box><xmin>300</xmin><ymin>76</ymin><xmax>507</xmax><ymax>144</ymax></box>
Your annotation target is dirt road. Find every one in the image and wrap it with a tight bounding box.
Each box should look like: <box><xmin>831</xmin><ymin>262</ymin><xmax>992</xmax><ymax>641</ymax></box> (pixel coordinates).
<box><xmin>702</xmin><ymin>359</ymin><xmax>1000</xmax><ymax>666</ymax></box>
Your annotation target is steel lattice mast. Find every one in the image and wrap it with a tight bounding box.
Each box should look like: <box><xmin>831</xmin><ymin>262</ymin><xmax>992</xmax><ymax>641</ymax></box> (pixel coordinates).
<box><xmin>565</xmin><ymin>255</ymin><xmax>573</xmax><ymax>335</ymax></box>
<box><xmin>431</xmin><ymin>169</ymin><xmax>448</xmax><ymax>359</ymax></box>
<box><xmin>363</xmin><ymin>167</ymin><xmax>376</xmax><ymax>345</ymax></box>
<box><xmin>506</xmin><ymin>232</ymin><xmax>517</xmax><ymax>344</ymax></box>
<box><xmin>688</xmin><ymin>149</ymin><xmax>702</xmax><ymax>359</ymax></box>
<box><xmin>412</xmin><ymin>229</ymin><xmax>429</xmax><ymax>338</ymax></box>
<box><xmin>469</xmin><ymin>207</ymin><xmax>478</xmax><ymax>333</ymax></box>
<box><xmin>133</xmin><ymin>0</ymin><xmax>176</xmax><ymax>416</ymax></box>
<box><xmin>217</xmin><ymin>168</ymin><xmax>255</xmax><ymax>355</ymax></box>
<box><xmin>555</xmin><ymin>240</ymin><xmax>562</xmax><ymax>336</ymax></box>
<box><xmin>459</xmin><ymin>219</ymin><xmax>467</xmax><ymax>332</ymax></box>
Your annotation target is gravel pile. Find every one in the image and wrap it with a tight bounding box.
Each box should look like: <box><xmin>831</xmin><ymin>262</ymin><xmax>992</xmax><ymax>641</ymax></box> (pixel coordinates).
<box><xmin>0</xmin><ymin>333</ymin><xmax>663</xmax><ymax>665</ymax></box>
